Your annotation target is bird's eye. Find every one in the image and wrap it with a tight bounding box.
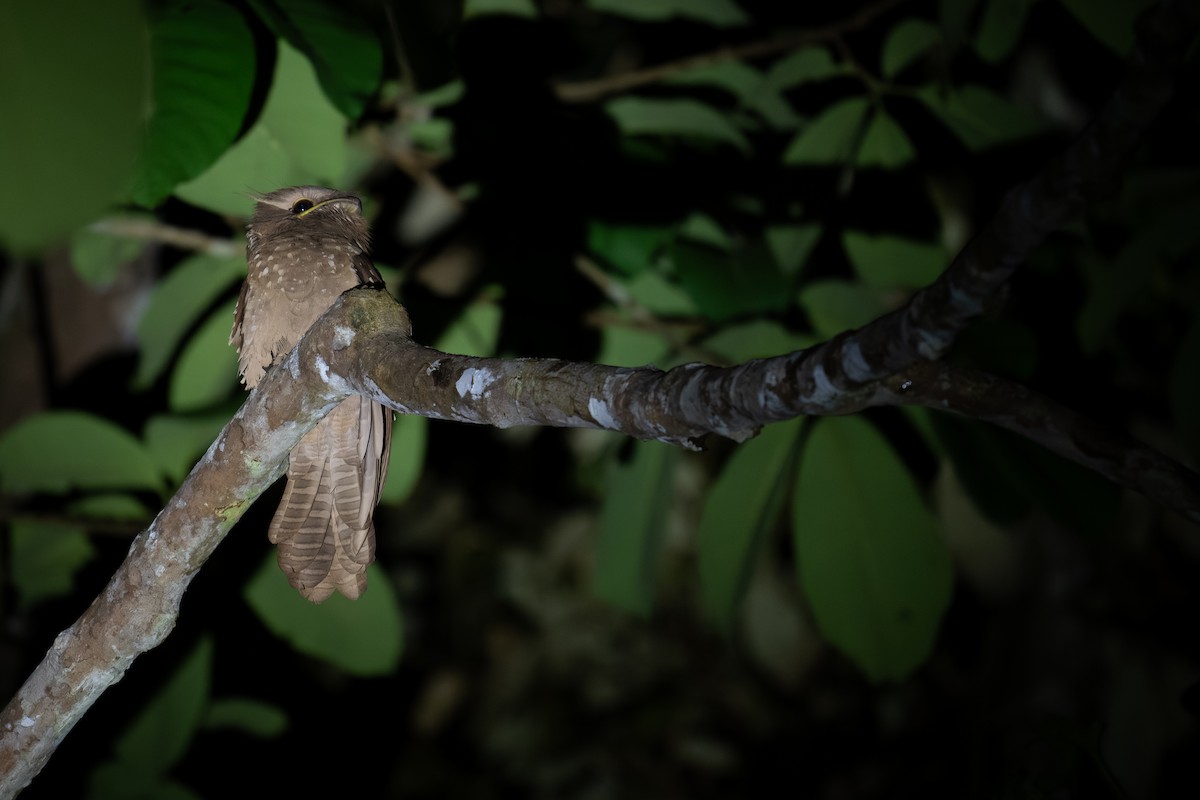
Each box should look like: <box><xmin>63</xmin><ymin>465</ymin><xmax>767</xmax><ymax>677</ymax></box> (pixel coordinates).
<box><xmin>291</xmin><ymin>199</ymin><xmax>314</xmax><ymax>214</ymax></box>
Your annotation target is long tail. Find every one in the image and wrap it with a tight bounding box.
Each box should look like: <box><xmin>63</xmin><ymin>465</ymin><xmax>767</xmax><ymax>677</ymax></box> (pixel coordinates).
<box><xmin>268</xmin><ymin>395</ymin><xmax>392</xmax><ymax>602</ymax></box>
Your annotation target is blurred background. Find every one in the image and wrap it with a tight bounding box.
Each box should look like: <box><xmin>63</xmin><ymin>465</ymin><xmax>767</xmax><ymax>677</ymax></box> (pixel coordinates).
<box><xmin>1</xmin><ymin>0</ymin><xmax>1198</xmax><ymax>797</ymax></box>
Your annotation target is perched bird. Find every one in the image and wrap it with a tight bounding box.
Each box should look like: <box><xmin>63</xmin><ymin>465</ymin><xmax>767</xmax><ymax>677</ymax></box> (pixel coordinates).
<box><xmin>231</xmin><ymin>186</ymin><xmax>395</xmax><ymax>602</ymax></box>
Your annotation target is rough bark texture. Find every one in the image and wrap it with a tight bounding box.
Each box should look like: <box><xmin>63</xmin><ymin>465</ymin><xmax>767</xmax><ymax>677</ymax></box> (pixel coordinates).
<box><xmin>2</xmin><ymin>0</ymin><xmax>1199</xmax><ymax>795</ymax></box>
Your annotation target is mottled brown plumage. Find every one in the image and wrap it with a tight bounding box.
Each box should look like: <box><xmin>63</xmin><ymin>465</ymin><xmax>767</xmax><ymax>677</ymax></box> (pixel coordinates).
<box><xmin>231</xmin><ymin>186</ymin><xmax>394</xmax><ymax>602</ymax></box>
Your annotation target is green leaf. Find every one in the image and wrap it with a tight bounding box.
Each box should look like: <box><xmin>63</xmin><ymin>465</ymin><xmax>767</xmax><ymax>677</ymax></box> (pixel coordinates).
<box><xmin>175</xmin><ymin>41</ymin><xmax>349</xmax><ymax>217</ymax></box>
<box><xmin>589</xmin><ymin>0</ymin><xmax>748</xmax><ymax>26</ymax></box>
<box><xmin>69</xmin><ymin>221</ymin><xmax>150</xmax><ymax>287</ymax></box>
<box><xmin>881</xmin><ymin>18</ymin><xmax>942</xmax><ymax>78</ymax></box>
<box><xmin>588</xmin><ymin>221</ymin><xmax>672</xmax><ymax>276</ymax></box>
<box><xmin>434</xmin><ymin>298</ymin><xmax>503</xmax><ymax>357</ymax></box>
<box><xmin>671</xmin><ymin>240</ymin><xmax>789</xmax><ymax>322</ymax></box>
<box><xmin>144</xmin><ymin>413</ymin><xmax>233</xmax><ymax>485</ymax></box>
<box><xmin>379</xmin><ymin>413</ymin><xmax>427</xmax><ymax>505</ymax></box>
<box><xmin>131</xmin><ymin>0</ymin><xmax>256</xmax><ymax>207</ymax></box>
<box><xmin>68</xmin><ymin>494</ymin><xmax>151</xmax><ymax>521</ymax></box>
<box><xmin>624</xmin><ymin>271</ymin><xmax>698</xmax><ymax>316</ymax></box>
<box><xmin>796</xmin><ymin>279</ymin><xmax>887</xmax><ymax>338</ymax></box>
<box><xmin>0</xmin><ymin>412</ymin><xmax>164</xmax><ymax>495</ymax></box>
<box><xmin>463</xmin><ymin>0</ymin><xmax>538</xmax><ymax>17</ymax></box>
<box><xmin>930</xmin><ymin>413</ymin><xmax>1117</xmax><ymax>531</ymax></box>
<box><xmin>667</xmin><ymin>60</ymin><xmax>800</xmax><ymax>129</ymax></box>
<box><xmin>115</xmin><ymin>637</ymin><xmax>212</xmax><ymax>773</ymax></box>
<box><xmin>974</xmin><ymin>0</ymin><xmax>1034</xmax><ymax>63</ymax></box>
<box><xmin>700</xmin><ymin>320</ymin><xmax>815</xmax><ymax>364</ymax></box>
<box><xmin>10</xmin><ymin>520</ymin><xmax>96</xmax><ymax>609</ymax></box>
<box><xmin>792</xmin><ymin>416</ymin><xmax>952</xmax><ymax>684</ymax></box>
<box><xmin>89</xmin><ymin>767</ymin><xmax>200</xmax><ymax>800</ymax></box>
<box><xmin>0</xmin><ymin>0</ymin><xmax>149</xmax><ymax>254</ymax></box>
<box><xmin>135</xmin><ymin>252</ymin><xmax>245</xmax><ymax>390</ymax></box>
<box><xmin>244</xmin><ymin>556</ymin><xmax>404</xmax><ymax>676</ymax></box>
<box><xmin>856</xmin><ymin>111</ymin><xmax>916</xmax><ymax>169</ymax></box>
<box><xmin>597</xmin><ymin>323</ymin><xmax>671</xmax><ymax>368</ymax></box>
<box><xmin>169</xmin><ymin>300</ymin><xmax>240</xmax><ymax>413</ymax></box>
<box><xmin>842</xmin><ymin>231</ymin><xmax>946</xmax><ymax>290</ymax></box>
<box><xmin>248</xmin><ymin>0</ymin><xmax>382</xmax><ymax>119</ymax></box>
<box><xmin>766</xmin><ymin>47</ymin><xmax>843</xmax><ymax>89</ymax></box>
<box><xmin>678</xmin><ymin>212</ymin><xmax>733</xmax><ymax>251</ymax></box>
<box><xmin>605</xmin><ymin>97</ymin><xmax>750</xmax><ymax>154</ymax></box>
<box><xmin>782</xmin><ymin>97</ymin><xmax>870</xmax><ymax>165</ymax></box>
<box><xmin>698</xmin><ymin>417</ymin><xmax>803</xmax><ymax>632</ymax></box>
<box><xmin>765</xmin><ymin>223</ymin><xmax>822</xmax><ymax>278</ymax></box>
<box><xmin>917</xmin><ymin>84</ymin><xmax>1047</xmax><ymax>151</ymax></box>
<box><xmin>1057</xmin><ymin>0</ymin><xmax>1151</xmax><ymax>56</ymax></box>
<box><xmin>204</xmin><ymin>697</ymin><xmax>288</xmax><ymax>738</ymax></box>
<box><xmin>594</xmin><ymin>440</ymin><xmax>679</xmax><ymax>616</ymax></box>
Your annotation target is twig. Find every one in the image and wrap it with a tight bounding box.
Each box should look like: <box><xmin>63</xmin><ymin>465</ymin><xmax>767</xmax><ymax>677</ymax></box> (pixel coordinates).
<box><xmin>881</xmin><ymin>361</ymin><xmax>1200</xmax><ymax>524</ymax></box>
<box><xmin>87</xmin><ymin>218</ymin><xmax>240</xmax><ymax>258</ymax></box>
<box><xmin>553</xmin><ymin>0</ymin><xmax>906</xmax><ymax>103</ymax></box>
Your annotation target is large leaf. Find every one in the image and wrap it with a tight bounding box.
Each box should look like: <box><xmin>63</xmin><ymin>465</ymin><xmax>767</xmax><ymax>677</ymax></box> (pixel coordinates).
<box><xmin>379</xmin><ymin>413</ymin><xmax>428</xmax><ymax>505</ymax></box>
<box><xmin>131</xmin><ymin>0</ymin><xmax>256</xmax><ymax>207</ymax></box>
<box><xmin>856</xmin><ymin>110</ymin><xmax>916</xmax><ymax>169</ymax></box>
<box><xmin>69</xmin><ymin>220</ymin><xmax>151</xmax><ymax>287</ymax></box>
<box><xmin>782</xmin><ymin>97</ymin><xmax>870</xmax><ymax>165</ymax></box>
<box><xmin>0</xmin><ymin>0</ymin><xmax>148</xmax><ymax>254</ymax></box>
<box><xmin>698</xmin><ymin>417</ymin><xmax>804</xmax><ymax>632</ymax></box>
<box><xmin>671</xmin><ymin>241</ymin><xmax>788</xmax><ymax>322</ymax></box>
<box><xmin>113</xmin><ymin>638</ymin><xmax>212</xmax><ymax>774</ymax></box>
<box><xmin>842</xmin><ymin>231</ymin><xmax>946</xmax><ymax>290</ymax></box>
<box><xmin>1057</xmin><ymin>0</ymin><xmax>1151</xmax><ymax>56</ymax></box>
<box><xmin>588</xmin><ymin>221</ymin><xmax>672</xmax><ymax>276</ymax></box>
<box><xmin>594</xmin><ymin>440</ymin><xmax>679</xmax><ymax>616</ymax></box>
<box><xmin>0</xmin><ymin>412</ymin><xmax>164</xmax><ymax>495</ymax></box>
<box><xmin>765</xmin><ymin>223</ymin><xmax>822</xmax><ymax>278</ymax></box>
<box><xmin>917</xmin><ymin>84</ymin><xmax>1047</xmax><ymax>151</ymax></box>
<box><xmin>767</xmin><ymin>47</ymin><xmax>844</xmax><ymax>90</ymax></box>
<box><xmin>974</xmin><ymin>0</ymin><xmax>1035</xmax><ymax>63</ymax></box>
<box><xmin>434</xmin><ymin>298</ymin><xmax>503</xmax><ymax>357</ymax></box>
<box><xmin>169</xmin><ymin>300</ymin><xmax>241</xmax><ymax>413</ymax></box>
<box><xmin>135</xmin><ymin>252</ymin><xmax>245</xmax><ymax>390</ymax></box>
<box><xmin>248</xmin><ymin>0</ymin><xmax>382</xmax><ymax>119</ymax></box>
<box><xmin>144</xmin><ymin>412</ymin><xmax>235</xmax><ymax>485</ymax></box>
<box><xmin>792</xmin><ymin>416</ymin><xmax>952</xmax><ymax>684</ymax></box>
<box><xmin>589</xmin><ymin>0</ymin><xmax>748</xmax><ymax>26</ymax></box>
<box><xmin>244</xmin><ymin>556</ymin><xmax>405</xmax><ymax>676</ymax></box>
<box><xmin>175</xmin><ymin>41</ymin><xmax>349</xmax><ymax>217</ymax></box>
<box><xmin>9</xmin><ymin>520</ymin><xmax>96</xmax><ymax>609</ymax></box>
<box><xmin>667</xmin><ymin>60</ymin><xmax>800</xmax><ymax>130</ymax></box>
<box><xmin>700</xmin><ymin>320</ymin><xmax>815</xmax><ymax>364</ymax></box>
<box><xmin>796</xmin><ymin>279</ymin><xmax>887</xmax><ymax>338</ymax></box>
<box><xmin>881</xmin><ymin>18</ymin><xmax>942</xmax><ymax>78</ymax></box>
<box><xmin>90</xmin><ymin>639</ymin><xmax>213</xmax><ymax>800</ymax></box>
<box><xmin>606</xmin><ymin>97</ymin><xmax>750</xmax><ymax>154</ymax></box>
<box><xmin>203</xmin><ymin>697</ymin><xmax>288</xmax><ymax>738</ymax></box>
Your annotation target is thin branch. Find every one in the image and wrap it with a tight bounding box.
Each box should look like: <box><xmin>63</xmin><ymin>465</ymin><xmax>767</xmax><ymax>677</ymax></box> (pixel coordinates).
<box><xmin>880</xmin><ymin>361</ymin><xmax>1200</xmax><ymax>524</ymax></box>
<box><xmin>552</xmin><ymin>0</ymin><xmax>906</xmax><ymax>103</ymax></box>
<box><xmin>86</xmin><ymin>217</ymin><xmax>240</xmax><ymax>258</ymax></box>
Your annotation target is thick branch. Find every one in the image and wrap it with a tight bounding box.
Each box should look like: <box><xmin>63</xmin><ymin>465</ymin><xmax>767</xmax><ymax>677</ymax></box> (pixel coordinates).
<box><xmin>0</xmin><ymin>312</ymin><xmax>351</xmax><ymax>798</ymax></box>
<box><xmin>818</xmin><ymin>0</ymin><xmax>1200</xmax><ymax>390</ymax></box>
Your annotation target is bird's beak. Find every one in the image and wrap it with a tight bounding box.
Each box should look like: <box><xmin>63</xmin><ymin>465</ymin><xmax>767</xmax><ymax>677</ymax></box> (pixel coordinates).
<box><xmin>298</xmin><ymin>195</ymin><xmax>362</xmax><ymax>217</ymax></box>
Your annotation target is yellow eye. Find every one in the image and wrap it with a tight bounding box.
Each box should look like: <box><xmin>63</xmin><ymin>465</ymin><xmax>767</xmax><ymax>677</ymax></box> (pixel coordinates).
<box><xmin>291</xmin><ymin>199</ymin><xmax>314</xmax><ymax>214</ymax></box>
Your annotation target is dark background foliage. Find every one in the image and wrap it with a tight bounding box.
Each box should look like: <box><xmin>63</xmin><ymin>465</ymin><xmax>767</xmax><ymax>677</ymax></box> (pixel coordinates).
<box><xmin>1</xmin><ymin>0</ymin><xmax>1198</xmax><ymax>798</ymax></box>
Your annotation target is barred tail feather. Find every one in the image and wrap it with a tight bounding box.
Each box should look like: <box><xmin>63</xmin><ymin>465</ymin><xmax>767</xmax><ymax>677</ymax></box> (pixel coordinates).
<box><xmin>269</xmin><ymin>396</ymin><xmax>392</xmax><ymax>602</ymax></box>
